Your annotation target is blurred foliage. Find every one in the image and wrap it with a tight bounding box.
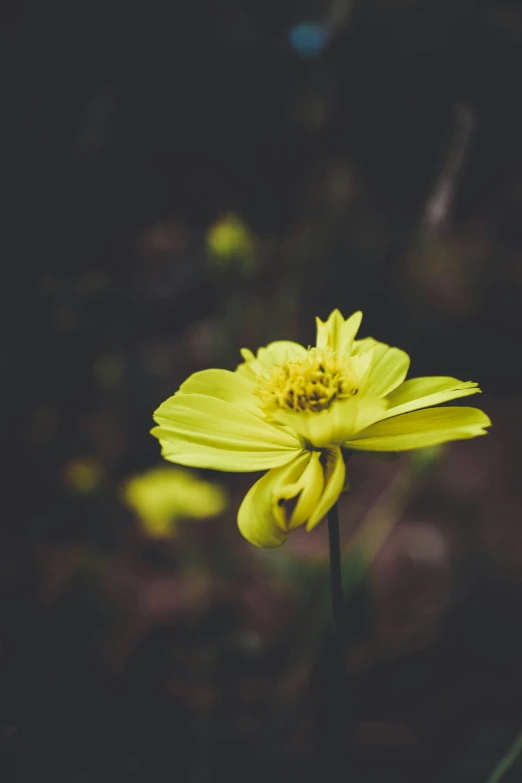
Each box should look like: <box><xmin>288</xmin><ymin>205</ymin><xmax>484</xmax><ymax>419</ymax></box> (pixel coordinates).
<box><xmin>4</xmin><ymin>1</ymin><xmax>522</xmax><ymax>782</ymax></box>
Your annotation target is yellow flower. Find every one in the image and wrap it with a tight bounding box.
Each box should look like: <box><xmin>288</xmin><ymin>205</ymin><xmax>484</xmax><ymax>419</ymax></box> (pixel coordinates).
<box><xmin>123</xmin><ymin>466</ymin><xmax>227</xmax><ymax>537</ymax></box>
<box><xmin>151</xmin><ymin>309</ymin><xmax>490</xmax><ymax>548</ymax></box>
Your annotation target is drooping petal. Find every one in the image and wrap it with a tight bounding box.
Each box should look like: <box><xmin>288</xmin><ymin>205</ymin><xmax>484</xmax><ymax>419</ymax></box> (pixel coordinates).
<box><xmin>381</xmin><ymin>377</ymin><xmax>481</xmax><ymax>420</ymax></box>
<box><xmin>152</xmin><ymin>393</ymin><xmax>303</xmax><ymax>471</ymax></box>
<box><xmin>237</xmin><ymin>476</ymin><xmax>288</xmax><ymax>548</ymax></box>
<box><xmin>345</xmin><ymin>406</ymin><xmax>491</xmax><ymax>452</ymax></box>
<box><xmin>306</xmin><ymin>447</ymin><xmax>346</xmax><ymax>531</ymax></box>
<box><xmin>235</xmin><ymin>340</ymin><xmax>307</xmax><ymax>379</ymax></box>
<box><xmin>237</xmin><ymin>448</ymin><xmax>345</xmax><ymax>547</ymax></box>
<box><xmin>316</xmin><ymin>309</ymin><xmax>362</xmax><ymax>355</ymax></box>
<box><xmin>364</xmin><ymin>341</ymin><xmax>411</xmax><ymax>398</ymax></box>
<box><xmin>237</xmin><ymin>453</ymin><xmax>313</xmax><ymax>547</ymax></box>
<box><xmin>282</xmin><ymin>451</ymin><xmax>325</xmax><ymax>530</ymax></box>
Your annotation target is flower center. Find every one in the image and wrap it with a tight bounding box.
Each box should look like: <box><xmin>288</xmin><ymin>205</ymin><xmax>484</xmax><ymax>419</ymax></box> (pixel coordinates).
<box><xmin>255</xmin><ymin>347</ymin><xmax>358</xmax><ymax>415</ymax></box>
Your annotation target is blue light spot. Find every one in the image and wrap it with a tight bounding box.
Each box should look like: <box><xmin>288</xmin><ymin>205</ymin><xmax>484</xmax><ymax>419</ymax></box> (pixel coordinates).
<box><xmin>289</xmin><ymin>23</ymin><xmax>330</xmax><ymax>59</ymax></box>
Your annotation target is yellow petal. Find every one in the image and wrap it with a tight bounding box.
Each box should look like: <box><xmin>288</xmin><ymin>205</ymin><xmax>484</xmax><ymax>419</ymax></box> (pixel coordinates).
<box><xmin>237</xmin><ymin>477</ymin><xmax>288</xmax><ymax>548</ymax></box>
<box><xmin>235</xmin><ymin>349</ymin><xmax>259</xmax><ymax>381</ymax></box>
<box><xmin>272</xmin><ymin>394</ymin><xmax>387</xmax><ymax>447</ymax></box>
<box><xmin>351</xmin><ymin>337</ymin><xmax>377</xmax><ymax>355</ymax></box>
<box><xmin>280</xmin><ymin>451</ymin><xmax>325</xmax><ymax>530</ymax></box>
<box><xmin>365</xmin><ymin>341</ymin><xmax>411</xmax><ymax>398</ymax></box>
<box><xmin>237</xmin><ymin>453</ymin><xmax>312</xmax><ymax>547</ymax></box>
<box><xmin>345</xmin><ymin>406</ymin><xmax>491</xmax><ymax>452</ymax></box>
<box><xmin>235</xmin><ymin>340</ymin><xmax>307</xmax><ymax>379</ymax></box>
<box><xmin>306</xmin><ymin>447</ymin><xmax>346</xmax><ymax>531</ymax></box>
<box><xmin>258</xmin><ymin>340</ymin><xmax>308</xmax><ymax>365</ymax></box>
<box><xmin>237</xmin><ymin>449</ymin><xmax>345</xmax><ymax>547</ymax></box>
<box><xmin>179</xmin><ymin>368</ymin><xmax>260</xmax><ymax>415</ymax></box>
<box><xmin>316</xmin><ymin>309</ymin><xmax>362</xmax><ymax>355</ymax></box>
<box><xmin>152</xmin><ymin>393</ymin><xmax>303</xmax><ymax>471</ymax></box>
<box><xmin>381</xmin><ymin>377</ymin><xmax>481</xmax><ymax>420</ymax></box>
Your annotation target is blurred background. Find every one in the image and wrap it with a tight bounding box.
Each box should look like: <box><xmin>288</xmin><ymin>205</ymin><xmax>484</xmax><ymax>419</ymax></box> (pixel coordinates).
<box><xmin>3</xmin><ymin>1</ymin><xmax>522</xmax><ymax>781</ymax></box>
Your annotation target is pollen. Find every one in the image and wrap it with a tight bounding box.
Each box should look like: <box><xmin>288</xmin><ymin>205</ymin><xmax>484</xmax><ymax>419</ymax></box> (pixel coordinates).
<box><xmin>255</xmin><ymin>347</ymin><xmax>358</xmax><ymax>415</ymax></box>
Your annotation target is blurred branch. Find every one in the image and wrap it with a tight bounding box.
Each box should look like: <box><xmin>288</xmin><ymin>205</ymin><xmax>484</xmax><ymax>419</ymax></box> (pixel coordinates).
<box><xmin>422</xmin><ymin>103</ymin><xmax>476</xmax><ymax>236</ymax></box>
<box><xmin>486</xmin><ymin>730</ymin><xmax>522</xmax><ymax>783</ymax></box>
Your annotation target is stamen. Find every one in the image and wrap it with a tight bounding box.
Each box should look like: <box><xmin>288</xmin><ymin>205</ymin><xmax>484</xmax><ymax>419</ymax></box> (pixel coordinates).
<box><xmin>256</xmin><ymin>347</ymin><xmax>358</xmax><ymax>415</ymax></box>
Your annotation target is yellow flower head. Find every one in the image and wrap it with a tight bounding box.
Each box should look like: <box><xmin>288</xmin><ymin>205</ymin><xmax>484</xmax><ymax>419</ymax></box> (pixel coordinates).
<box><xmin>123</xmin><ymin>466</ymin><xmax>227</xmax><ymax>537</ymax></box>
<box><xmin>151</xmin><ymin>310</ymin><xmax>490</xmax><ymax>548</ymax></box>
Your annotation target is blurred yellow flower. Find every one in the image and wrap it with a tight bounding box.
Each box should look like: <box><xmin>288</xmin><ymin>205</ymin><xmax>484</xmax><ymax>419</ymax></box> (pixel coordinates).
<box><xmin>151</xmin><ymin>309</ymin><xmax>490</xmax><ymax>549</ymax></box>
<box><xmin>123</xmin><ymin>466</ymin><xmax>227</xmax><ymax>537</ymax></box>
<box><xmin>206</xmin><ymin>213</ymin><xmax>256</xmax><ymax>269</ymax></box>
<box><xmin>63</xmin><ymin>457</ymin><xmax>104</xmax><ymax>493</ymax></box>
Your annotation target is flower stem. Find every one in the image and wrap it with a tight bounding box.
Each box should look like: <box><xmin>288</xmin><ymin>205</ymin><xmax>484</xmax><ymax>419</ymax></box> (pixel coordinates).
<box><xmin>324</xmin><ymin>502</ymin><xmax>350</xmax><ymax>771</ymax></box>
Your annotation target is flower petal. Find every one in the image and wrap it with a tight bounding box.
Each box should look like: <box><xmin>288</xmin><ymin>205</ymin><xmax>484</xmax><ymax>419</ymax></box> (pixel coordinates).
<box><xmin>152</xmin><ymin>393</ymin><xmax>303</xmax><ymax>471</ymax></box>
<box><xmin>365</xmin><ymin>341</ymin><xmax>411</xmax><ymax>398</ymax></box>
<box><xmin>381</xmin><ymin>377</ymin><xmax>481</xmax><ymax>420</ymax></box>
<box><xmin>272</xmin><ymin>395</ymin><xmax>388</xmax><ymax>447</ymax></box>
<box><xmin>236</xmin><ymin>340</ymin><xmax>307</xmax><ymax>379</ymax></box>
<box><xmin>259</xmin><ymin>340</ymin><xmax>308</xmax><ymax>365</ymax></box>
<box><xmin>237</xmin><ymin>453</ymin><xmax>313</xmax><ymax>547</ymax></box>
<box><xmin>237</xmin><ymin>448</ymin><xmax>345</xmax><ymax>547</ymax></box>
<box><xmin>351</xmin><ymin>337</ymin><xmax>377</xmax><ymax>355</ymax></box>
<box><xmin>237</xmin><ymin>478</ymin><xmax>288</xmax><ymax>548</ymax></box>
<box><xmin>306</xmin><ymin>447</ymin><xmax>346</xmax><ymax>531</ymax></box>
<box><xmin>283</xmin><ymin>451</ymin><xmax>325</xmax><ymax>530</ymax></box>
<box><xmin>179</xmin><ymin>368</ymin><xmax>260</xmax><ymax>415</ymax></box>
<box><xmin>345</xmin><ymin>406</ymin><xmax>491</xmax><ymax>452</ymax></box>
<box><xmin>316</xmin><ymin>310</ymin><xmax>362</xmax><ymax>355</ymax></box>
<box><xmin>235</xmin><ymin>351</ymin><xmax>259</xmax><ymax>381</ymax></box>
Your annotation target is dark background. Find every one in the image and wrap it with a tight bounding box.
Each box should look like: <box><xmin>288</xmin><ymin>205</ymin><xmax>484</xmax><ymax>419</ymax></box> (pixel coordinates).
<box><xmin>3</xmin><ymin>1</ymin><xmax>522</xmax><ymax>781</ymax></box>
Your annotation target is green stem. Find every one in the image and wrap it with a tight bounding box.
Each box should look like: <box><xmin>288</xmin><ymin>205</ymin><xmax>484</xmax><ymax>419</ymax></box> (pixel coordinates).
<box><xmin>486</xmin><ymin>730</ymin><xmax>522</xmax><ymax>783</ymax></box>
<box><xmin>324</xmin><ymin>502</ymin><xmax>350</xmax><ymax>768</ymax></box>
